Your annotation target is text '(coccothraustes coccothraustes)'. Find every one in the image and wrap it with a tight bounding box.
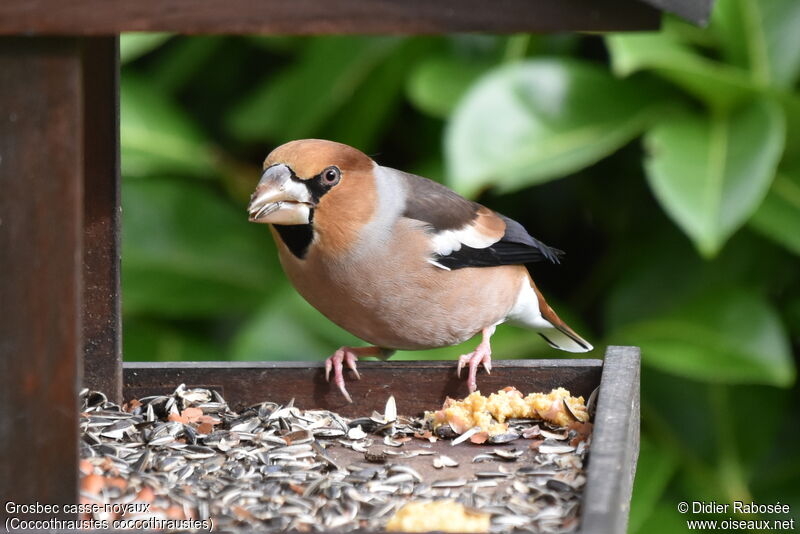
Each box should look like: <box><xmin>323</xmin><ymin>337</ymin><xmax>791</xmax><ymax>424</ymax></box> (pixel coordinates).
<box><xmin>248</xmin><ymin>139</ymin><xmax>592</xmax><ymax>402</ymax></box>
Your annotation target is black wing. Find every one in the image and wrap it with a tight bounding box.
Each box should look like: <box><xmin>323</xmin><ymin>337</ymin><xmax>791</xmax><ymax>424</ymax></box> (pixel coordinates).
<box><xmin>434</xmin><ymin>215</ymin><xmax>563</xmax><ymax>269</ymax></box>
<box><xmin>397</xmin><ymin>169</ymin><xmax>563</xmax><ymax>270</ymax></box>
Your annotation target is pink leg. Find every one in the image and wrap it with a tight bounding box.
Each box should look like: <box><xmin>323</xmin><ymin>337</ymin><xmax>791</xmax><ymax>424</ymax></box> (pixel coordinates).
<box><xmin>456</xmin><ymin>326</ymin><xmax>496</xmax><ymax>393</ymax></box>
<box><xmin>325</xmin><ymin>346</ymin><xmax>383</xmax><ymax>403</ymax></box>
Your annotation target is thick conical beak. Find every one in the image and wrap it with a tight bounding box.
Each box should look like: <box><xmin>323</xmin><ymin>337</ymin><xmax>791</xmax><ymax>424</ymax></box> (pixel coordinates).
<box><xmin>248</xmin><ymin>164</ymin><xmax>313</xmax><ymax>225</ymax></box>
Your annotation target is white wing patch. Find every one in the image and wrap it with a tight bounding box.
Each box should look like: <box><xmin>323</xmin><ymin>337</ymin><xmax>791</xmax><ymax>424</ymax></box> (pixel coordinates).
<box><xmin>430</xmin><ymin>224</ymin><xmax>498</xmax><ymax>257</ymax></box>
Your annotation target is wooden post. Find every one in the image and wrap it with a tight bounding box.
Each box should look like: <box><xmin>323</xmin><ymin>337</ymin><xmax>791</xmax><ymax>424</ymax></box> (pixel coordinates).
<box><xmin>580</xmin><ymin>346</ymin><xmax>641</xmax><ymax>534</ymax></box>
<box><xmin>0</xmin><ymin>37</ymin><xmax>84</xmax><ymax>518</ymax></box>
<box><xmin>81</xmin><ymin>37</ymin><xmax>122</xmax><ymax>402</ymax></box>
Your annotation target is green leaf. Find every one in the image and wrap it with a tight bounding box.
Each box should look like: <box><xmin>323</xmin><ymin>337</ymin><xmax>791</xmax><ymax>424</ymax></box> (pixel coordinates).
<box><xmin>324</xmin><ymin>39</ymin><xmax>436</xmax><ymax>152</ymax></box>
<box><xmin>227</xmin><ymin>36</ymin><xmax>402</xmax><ymax>143</ymax></box>
<box><xmin>120</xmin><ymin>33</ymin><xmax>172</xmax><ymax>64</ymax></box>
<box><xmin>660</xmin><ymin>15</ymin><xmax>719</xmax><ymax>49</ymax></box>
<box><xmin>121</xmin><ymin>74</ymin><xmax>217</xmax><ymax>178</ymax></box>
<box><xmin>123</xmin><ymin>319</ymin><xmax>220</xmax><ymax>362</ymax></box>
<box><xmin>614</xmin><ymin>289</ymin><xmax>795</xmax><ymax>387</ymax></box>
<box><xmin>644</xmin><ymin>98</ymin><xmax>784</xmax><ymax>257</ymax></box>
<box><xmin>232</xmin><ymin>289</ymin><xmax>361</xmax><ymax>362</ymax></box>
<box><xmin>246</xmin><ymin>36</ymin><xmax>304</xmax><ymax>54</ymax></box>
<box><xmin>606</xmin><ymin>32</ymin><xmax>757</xmax><ymax>110</ymax></box>
<box><xmin>748</xmin><ymin>393</ymin><xmax>800</xmax><ymax>509</ymax></box>
<box><xmin>605</xmin><ymin>229</ymin><xmax>790</xmax><ymax>333</ymax></box>
<box><xmin>724</xmin><ymin>384</ymin><xmax>790</xmax><ymax>468</ymax></box>
<box><xmin>629</xmin><ymin>438</ymin><xmax>678</xmax><ymax>533</ymax></box>
<box><xmin>633</xmin><ymin>504</ymin><xmax>692</xmax><ymax>534</ymax></box>
<box><xmin>782</xmin><ymin>94</ymin><xmax>800</xmax><ymax>169</ymax></box>
<box><xmin>787</xmin><ymin>298</ymin><xmax>800</xmax><ymax>339</ymax></box>
<box><xmin>148</xmin><ymin>37</ymin><xmax>224</xmax><ymax>94</ymax></box>
<box><xmin>641</xmin><ymin>368</ymin><xmax>718</xmax><ymax>462</ymax></box>
<box><xmin>749</xmin><ymin>171</ymin><xmax>800</xmax><ymax>256</ymax></box>
<box><xmin>445</xmin><ymin>59</ymin><xmax>665</xmax><ymax>197</ymax></box>
<box><xmin>406</xmin><ymin>55</ymin><xmax>493</xmax><ymax>118</ymax></box>
<box><xmin>122</xmin><ymin>177</ymin><xmax>274</xmax><ymax>317</ymax></box>
<box><xmin>713</xmin><ymin>0</ymin><xmax>800</xmax><ymax>89</ymax></box>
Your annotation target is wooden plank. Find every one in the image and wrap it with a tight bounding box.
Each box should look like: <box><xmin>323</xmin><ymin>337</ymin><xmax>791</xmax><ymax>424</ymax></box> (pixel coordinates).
<box><xmin>81</xmin><ymin>36</ymin><xmax>122</xmax><ymax>403</ymax></box>
<box><xmin>0</xmin><ymin>0</ymin><xmax>659</xmax><ymax>35</ymax></box>
<box><xmin>124</xmin><ymin>359</ymin><xmax>603</xmax><ymax>418</ymax></box>
<box><xmin>578</xmin><ymin>346</ymin><xmax>641</xmax><ymax>534</ymax></box>
<box><xmin>641</xmin><ymin>0</ymin><xmax>713</xmax><ymax>26</ymax></box>
<box><xmin>0</xmin><ymin>37</ymin><xmax>83</xmax><ymax>520</ymax></box>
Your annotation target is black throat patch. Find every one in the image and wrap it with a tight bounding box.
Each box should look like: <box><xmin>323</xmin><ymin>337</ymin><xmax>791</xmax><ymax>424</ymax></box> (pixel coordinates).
<box><xmin>274</xmin><ymin>221</ymin><xmax>314</xmax><ymax>259</ymax></box>
<box><xmin>274</xmin><ymin>168</ymin><xmax>337</xmax><ymax>259</ymax></box>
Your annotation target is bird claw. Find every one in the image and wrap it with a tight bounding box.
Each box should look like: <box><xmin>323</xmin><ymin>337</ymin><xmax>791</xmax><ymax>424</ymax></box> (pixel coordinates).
<box><xmin>344</xmin><ymin>351</ymin><xmax>361</xmax><ymax>380</ymax></box>
<box><xmin>337</xmin><ymin>382</ymin><xmax>353</xmax><ymax>404</ymax></box>
<box><xmin>457</xmin><ymin>342</ymin><xmax>493</xmax><ymax>393</ymax></box>
<box><xmin>325</xmin><ymin>347</ymin><xmax>368</xmax><ymax>403</ymax></box>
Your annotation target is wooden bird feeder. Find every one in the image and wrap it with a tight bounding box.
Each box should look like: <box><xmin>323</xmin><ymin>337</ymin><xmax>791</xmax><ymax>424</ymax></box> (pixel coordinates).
<box><xmin>0</xmin><ymin>1</ymin><xmax>710</xmax><ymax>532</ymax></box>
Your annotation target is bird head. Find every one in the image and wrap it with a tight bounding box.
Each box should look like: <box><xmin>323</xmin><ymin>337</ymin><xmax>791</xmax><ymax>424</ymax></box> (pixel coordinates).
<box><xmin>248</xmin><ymin>139</ymin><xmax>374</xmax><ymax>227</ymax></box>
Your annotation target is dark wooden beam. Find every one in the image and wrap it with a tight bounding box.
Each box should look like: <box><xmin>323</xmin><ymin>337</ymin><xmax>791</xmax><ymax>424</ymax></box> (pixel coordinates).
<box><xmin>124</xmin><ymin>359</ymin><xmax>603</xmax><ymax>418</ymax></box>
<box><xmin>81</xmin><ymin>37</ymin><xmax>122</xmax><ymax>403</ymax></box>
<box><xmin>0</xmin><ymin>0</ymin><xmax>659</xmax><ymax>35</ymax></box>
<box><xmin>579</xmin><ymin>346</ymin><xmax>641</xmax><ymax>534</ymax></box>
<box><xmin>0</xmin><ymin>37</ymin><xmax>83</xmax><ymax>520</ymax></box>
<box><xmin>641</xmin><ymin>0</ymin><xmax>713</xmax><ymax>26</ymax></box>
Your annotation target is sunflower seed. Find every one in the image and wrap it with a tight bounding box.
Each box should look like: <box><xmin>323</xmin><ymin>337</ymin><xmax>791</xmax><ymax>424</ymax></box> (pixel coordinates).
<box><xmin>586</xmin><ymin>387</ymin><xmax>599</xmax><ymax>418</ymax></box>
<box><xmin>539</xmin><ymin>429</ymin><xmax>567</xmax><ymax>440</ymax></box>
<box><xmin>347</xmin><ymin>425</ymin><xmax>367</xmax><ymax>440</ymax></box>
<box><xmin>383</xmin><ymin>396</ymin><xmax>397</xmax><ymax>423</ymax></box>
<box><xmin>78</xmin><ymin>384</ymin><xmax>591</xmax><ymax>533</ymax></box>
<box><xmin>476</xmin><ymin>471</ymin><xmax>511</xmax><ymax>478</ymax></box>
<box><xmin>383</xmin><ymin>435</ymin><xmax>405</xmax><ymax>447</ymax></box>
<box><xmin>432</xmin><ymin>455</ymin><xmax>459</xmax><ymax>468</ymax></box>
<box><xmin>388</xmin><ymin>465</ymin><xmax>423</xmax><ymax>483</ymax></box>
<box><xmin>538</xmin><ymin>444</ymin><xmax>575</xmax><ymax>454</ymax></box>
<box><xmin>470</xmin><ymin>480</ymin><xmax>499</xmax><ymax>489</ymax></box>
<box><xmin>488</xmin><ymin>431</ymin><xmax>520</xmax><ymax>444</ymax></box>
<box><xmin>431</xmin><ymin>478</ymin><xmax>468</xmax><ymax>488</ymax></box>
<box><xmin>493</xmin><ymin>448</ymin><xmax>524</xmax><ymax>460</ymax></box>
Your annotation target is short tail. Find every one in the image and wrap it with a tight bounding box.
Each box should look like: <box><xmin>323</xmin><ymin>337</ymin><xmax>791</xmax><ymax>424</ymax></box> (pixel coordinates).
<box><xmin>537</xmin><ymin>322</ymin><xmax>593</xmax><ymax>353</ymax></box>
<box><xmin>509</xmin><ymin>272</ymin><xmax>594</xmax><ymax>353</ymax></box>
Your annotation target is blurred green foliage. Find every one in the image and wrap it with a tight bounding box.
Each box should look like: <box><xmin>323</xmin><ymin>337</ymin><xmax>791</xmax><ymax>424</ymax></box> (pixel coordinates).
<box><xmin>120</xmin><ymin>0</ymin><xmax>800</xmax><ymax>530</ymax></box>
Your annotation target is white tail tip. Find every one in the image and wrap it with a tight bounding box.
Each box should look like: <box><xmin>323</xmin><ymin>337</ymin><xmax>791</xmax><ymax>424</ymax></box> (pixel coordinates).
<box><xmin>538</xmin><ymin>326</ymin><xmax>593</xmax><ymax>353</ymax></box>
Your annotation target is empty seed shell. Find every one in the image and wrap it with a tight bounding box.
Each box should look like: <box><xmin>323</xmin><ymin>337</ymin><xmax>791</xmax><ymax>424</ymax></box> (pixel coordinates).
<box><xmin>432</xmin><ymin>455</ymin><xmax>459</xmax><ymax>469</ymax></box>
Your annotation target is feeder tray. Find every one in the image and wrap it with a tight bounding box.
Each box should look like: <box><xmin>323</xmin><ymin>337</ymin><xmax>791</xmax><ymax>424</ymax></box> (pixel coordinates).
<box><xmin>119</xmin><ymin>346</ymin><xmax>640</xmax><ymax>533</ymax></box>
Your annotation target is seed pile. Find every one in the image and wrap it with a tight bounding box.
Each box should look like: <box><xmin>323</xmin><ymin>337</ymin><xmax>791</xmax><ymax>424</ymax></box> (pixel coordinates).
<box><xmin>79</xmin><ymin>385</ymin><xmax>593</xmax><ymax>532</ymax></box>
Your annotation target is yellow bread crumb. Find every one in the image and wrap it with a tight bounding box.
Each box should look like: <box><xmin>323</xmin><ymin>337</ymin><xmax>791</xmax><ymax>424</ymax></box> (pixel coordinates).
<box><xmin>386</xmin><ymin>500</ymin><xmax>490</xmax><ymax>533</ymax></box>
<box><xmin>427</xmin><ymin>387</ymin><xmax>588</xmax><ymax>435</ymax></box>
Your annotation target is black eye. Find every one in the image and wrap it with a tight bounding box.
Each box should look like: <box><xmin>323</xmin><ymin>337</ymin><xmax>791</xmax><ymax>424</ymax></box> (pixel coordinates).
<box><xmin>322</xmin><ymin>166</ymin><xmax>340</xmax><ymax>185</ymax></box>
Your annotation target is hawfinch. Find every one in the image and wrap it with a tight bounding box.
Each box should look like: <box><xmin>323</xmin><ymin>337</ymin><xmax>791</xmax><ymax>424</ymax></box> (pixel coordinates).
<box><xmin>248</xmin><ymin>139</ymin><xmax>592</xmax><ymax>402</ymax></box>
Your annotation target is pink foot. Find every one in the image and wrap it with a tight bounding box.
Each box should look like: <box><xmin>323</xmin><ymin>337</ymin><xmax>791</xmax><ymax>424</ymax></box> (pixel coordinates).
<box><xmin>324</xmin><ymin>346</ymin><xmax>382</xmax><ymax>403</ymax></box>
<box><xmin>456</xmin><ymin>326</ymin><xmax>496</xmax><ymax>393</ymax></box>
